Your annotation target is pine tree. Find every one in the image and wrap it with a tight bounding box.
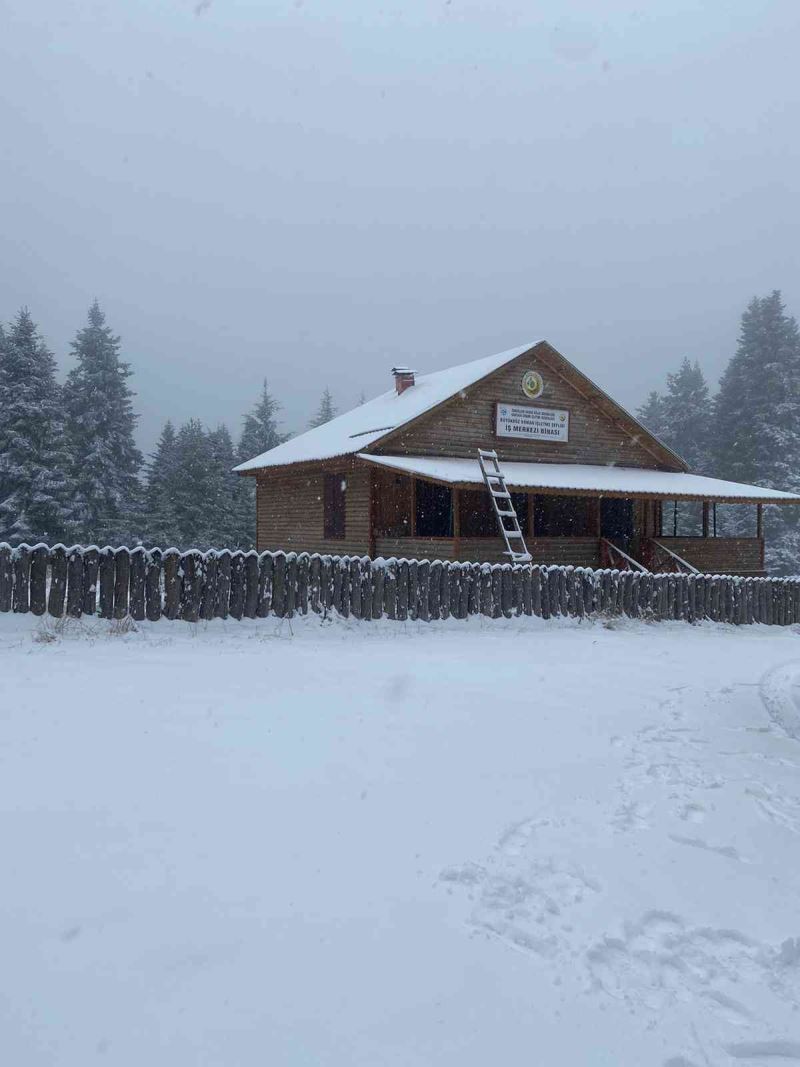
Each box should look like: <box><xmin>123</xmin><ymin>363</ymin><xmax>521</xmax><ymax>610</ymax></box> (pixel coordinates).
<box><xmin>0</xmin><ymin>309</ymin><xmax>71</xmax><ymax>544</ymax></box>
<box><xmin>235</xmin><ymin>380</ymin><xmax>286</xmax><ymax>549</ymax></box>
<box><xmin>237</xmin><ymin>379</ymin><xmax>285</xmax><ymax>464</ymax></box>
<box><xmin>207</xmin><ymin>424</ymin><xmax>244</xmax><ymax>548</ymax></box>
<box><xmin>169</xmin><ymin>419</ymin><xmax>215</xmax><ymax>549</ymax></box>
<box><xmin>309</xmin><ymin>387</ymin><xmax>336</xmax><ymax>428</ymax></box>
<box><xmin>63</xmin><ymin>301</ymin><xmax>143</xmax><ymax>544</ymax></box>
<box><xmin>637</xmin><ymin>390</ymin><xmax>669</xmax><ymax>447</ymax></box>
<box><xmin>144</xmin><ymin>420</ymin><xmax>180</xmax><ymax>546</ymax></box>
<box><xmin>637</xmin><ymin>359</ymin><xmax>711</xmax><ymax>472</ymax></box>
<box><xmin>713</xmin><ymin>291</ymin><xmax>800</xmax><ymax>573</ymax></box>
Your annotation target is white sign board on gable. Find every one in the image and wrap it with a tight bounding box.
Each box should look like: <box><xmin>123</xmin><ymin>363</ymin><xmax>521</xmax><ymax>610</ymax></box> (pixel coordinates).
<box><xmin>496</xmin><ymin>403</ymin><xmax>569</xmax><ymax>442</ymax></box>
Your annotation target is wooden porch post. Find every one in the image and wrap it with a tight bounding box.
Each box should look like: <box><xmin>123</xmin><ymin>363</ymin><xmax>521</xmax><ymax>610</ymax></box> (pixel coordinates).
<box><xmin>452</xmin><ymin>486</ymin><xmax>461</xmax><ymax>560</ymax></box>
<box><xmin>713</xmin><ymin>503</ymin><xmax>717</xmax><ymax>537</ymax></box>
<box><xmin>702</xmin><ymin>501</ymin><xmax>710</xmax><ymax>538</ymax></box>
<box><xmin>594</xmin><ymin>497</ymin><xmax>602</xmax><ymax>537</ymax></box>
<box><xmin>368</xmin><ymin>473</ymin><xmax>377</xmax><ymax>558</ymax></box>
<box><xmin>756</xmin><ymin>503</ymin><xmax>764</xmax><ymax>540</ymax></box>
<box><xmin>410</xmin><ymin>477</ymin><xmax>417</xmax><ymax>537</ymax></box>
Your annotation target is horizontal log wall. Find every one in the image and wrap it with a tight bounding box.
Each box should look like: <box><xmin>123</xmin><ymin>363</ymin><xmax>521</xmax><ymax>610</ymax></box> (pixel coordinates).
<box><xmin>1</xmin><ymin>542</ymin><xmax>798</xmax><ymax>628</ymax></box>
<box><xmin>657</xmin><ymin>536</ymin><xmax>764</xmax><ymax>576</ymax></box>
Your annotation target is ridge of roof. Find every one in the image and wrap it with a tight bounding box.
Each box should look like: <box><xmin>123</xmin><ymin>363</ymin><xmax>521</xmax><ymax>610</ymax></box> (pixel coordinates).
<box><xmin>234</xmin><ymin>340</ymin><xmax>540</xmax><ymax>472</ymax></box>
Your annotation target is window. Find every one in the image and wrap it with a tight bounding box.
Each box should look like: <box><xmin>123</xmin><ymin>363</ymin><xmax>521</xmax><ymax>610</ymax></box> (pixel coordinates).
<box><xmin>415</xmin><ymin>480</ymin><xmax>453</xmax><ymax>537</ymax></box>
<box><xmin>459</xmin><ymin>490</ymin><xmax>530</xmax><ymax>537</ymax></box>
<box><xmin>534</xmin><ymin>495</ymin><xmax>593</xmax><ymax>536</ymax></box>
<box><xmin>375</xmin><ymin>473</ymin><xmax>412</xmax><ymax>536</ymax></box>
<box><xmin>324</xmin><ymin>472</ymin><xmax>346</xmax><ymax>539</ymax></box>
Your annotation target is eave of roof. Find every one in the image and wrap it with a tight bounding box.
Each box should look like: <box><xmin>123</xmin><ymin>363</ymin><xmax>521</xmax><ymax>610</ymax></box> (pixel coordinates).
<box><xmin>358</xmin><ymin>454</ymin><xmax>800</xmax><ymax>504</ymax></box>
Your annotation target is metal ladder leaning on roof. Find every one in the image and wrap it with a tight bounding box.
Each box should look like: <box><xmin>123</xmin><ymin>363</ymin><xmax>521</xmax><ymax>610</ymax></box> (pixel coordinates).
<box><xmin>477</xmin><ymin>449</ymin><xmax>532</xmax><ymax>563</ymax></box>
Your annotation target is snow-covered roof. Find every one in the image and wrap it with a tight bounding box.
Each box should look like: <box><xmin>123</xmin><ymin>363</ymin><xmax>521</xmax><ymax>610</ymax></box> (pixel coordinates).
<box><xmin>234</xmin><ymin>342</ymin><xmax>539</xmax><ymax>471</ymax></box>
<box><xmin>358</xmin><ymin>455</ymin><xmax>800</xmax><ymax>503</ymax></box>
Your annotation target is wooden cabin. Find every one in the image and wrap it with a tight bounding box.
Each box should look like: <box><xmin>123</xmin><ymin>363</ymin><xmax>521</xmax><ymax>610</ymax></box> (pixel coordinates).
<box><xmin>236</xmin><ymin>341</ymin><xmax>800</xmax><ymax>575</ymax></box>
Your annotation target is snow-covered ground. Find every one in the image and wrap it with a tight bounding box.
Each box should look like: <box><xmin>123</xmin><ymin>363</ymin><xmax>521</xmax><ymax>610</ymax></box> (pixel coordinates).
<box><xmin>3</xmin><ymin>612</ymin><xmax>800</xmax><ymax>1066</ymax></box>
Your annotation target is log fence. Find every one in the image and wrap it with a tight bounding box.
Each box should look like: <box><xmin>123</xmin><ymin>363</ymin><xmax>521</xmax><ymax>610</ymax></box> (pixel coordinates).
<box><xmin>1</xmin><ymin>542</ymin><xmax>799</xmax><ymax>628</ymax></box>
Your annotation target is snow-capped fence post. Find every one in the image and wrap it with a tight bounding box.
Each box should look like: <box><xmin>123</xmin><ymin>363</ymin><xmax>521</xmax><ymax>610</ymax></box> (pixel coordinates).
<box><xmin>12</xmin><ymin>545</ymin><xmax>31</xmax><ymax>614</ymax></box>
<box><xmin>162</xmin><ymin>550</ymin><xmax>181</xmax><ymax>621</ymax></box>
<box><xmin>199</xmin><ymin>552</ymin><xmax>218</xmax><ymax>621</ymax></box>
<box><xmin>29</xmin><ymin>545</ymin><xmax>48</xmax><ymax>616</ymax></box>
<box><xmin>416</xmin><ymin>559</ymin><xmax>430</xmax><ymax>621</ymax></box>
<box><xmin>47</xmin><ymin>545</ymin><xmax>66</xmax><ymax>617</ymax></box>
<box><xmin>295</xmin><ymin>553</ymin><xmax>310</xmax><ymax>618</ymax></box>
<box><xmin>82</xmin><ymin>547</ymin><xmax>100</xmax><ymax>616</ymax></box>
<box><xmin>488</xmin><ymin>565</ymin><xmax>501</xmax><ymax>619</ymax></box>
<box><xmin>0</xmin><ymin>545</ymin><xmax>12</xmax><ymax>613</ymax></box>
<box><xmin>67</xmin><ymin>547</ymin><xmax>86</xmax><ymax>618</ymax></box>
<box><xmin>285</xmin><ymin>553</ymin><xmax>298</xmax><ymax>618</ymax></box>
<box><xmin>370</xmin><ymin>559</ymin><xmax>384</xmax><ymax>619</ymax></box>
<box><xmin>145</xmin><ymin>549</ymin><xmax>162</xmax><ymax>622</ymax></box>
<box><xmin>179</xmin><ymin>550</ymin><xmax>203</xmax><ymax>622</ymax></box>
<box><xmin>98</xmin><ymin>547</ymin><xmax>115</xmax><ymax>618</ymax></box>
<box><xmin>429</xmin><ymin>560</ymin><xmax>442</xmax><ymax>620</ymax></box>
<box><xmin>396</xmin><ymin>559</ymin><xmax>409</xmax><ymax>621</ymax></box>
<box><xmin>128</xmin><ymin>548</ymin><xmax>146</xmax><ymax>622</ymax></box>
<box><xmin>308</xmin><ymin>554</ymin><xmax>322</xmax><ymax>615</ymax></box>
<box><xmin>215</xmin><ymin>550</ymin><xmax>232</xmax><ymax>619</ymax></box>
<box><xmin>272</xmin><ymin>552</ymin><xmax>287</xmax><ymax>618</ymax></box>
<box><xmin>256</xmin><ymin>552</ymin><xmax>273</xmax><ymax>618</ymax></box>
<box><xmin>113</xmin><ymin>547</ymin><xmax>131</xmax><ymax>619</ymax></box>
<box><xmin>243</xmin><ymin>552</ymin><xmax>260</xmax><ymax>618</ymax></box>
<box><xmin>498</xmin><ymin>565</ymin><xmax>511</xmax><ymax>618</ymax></box>
<box><xmin>349</xmin><ymin>556</ymin><xmax>362</xmax><ymax>619</ymax></box>
<box><xmin>440</xmin><ymin>561</ymin><xmax>452</xmax><ymax>620</ymax></box>
<box><xmin>228</xmin><ymin>551</ymin><xmax>247</xmax><ymax>620</ymax></box>
<box><xmin>383</xmin><ymin>559</ymin><xmax>397</xmax><ymax>619</ymax></box>
<box><xmin>359</xmin><ymin>557</ymin><xmax>372</xmax><ymax>620</ymax></box>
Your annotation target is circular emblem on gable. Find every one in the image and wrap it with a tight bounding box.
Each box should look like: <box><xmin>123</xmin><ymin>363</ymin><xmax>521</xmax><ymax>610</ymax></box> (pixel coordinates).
<box><xmin>521</xmin><ymin>369</ymin><xmax>544</xmax><ymax>399</ymax></box>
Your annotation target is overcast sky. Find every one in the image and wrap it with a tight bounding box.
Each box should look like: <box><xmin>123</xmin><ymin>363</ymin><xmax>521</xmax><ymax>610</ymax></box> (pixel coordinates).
<box><xmin>2</xmin><ymin>0</ymin><xmax>799</xmax><ymax>455</ymax></box>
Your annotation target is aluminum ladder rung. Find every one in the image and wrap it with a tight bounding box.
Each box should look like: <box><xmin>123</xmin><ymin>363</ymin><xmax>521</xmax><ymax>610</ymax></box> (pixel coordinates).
<box><xmin>477</xmin><ymin>448</ymin><xmax>532</xmax><ymax>564</ymax></box>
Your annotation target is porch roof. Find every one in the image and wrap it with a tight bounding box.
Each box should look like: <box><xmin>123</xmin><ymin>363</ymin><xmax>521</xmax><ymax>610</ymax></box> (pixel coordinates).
<box><xmin>357</xmin><ymin>454</ymin><xmax>800</xmax><ymax>504</ymax></box>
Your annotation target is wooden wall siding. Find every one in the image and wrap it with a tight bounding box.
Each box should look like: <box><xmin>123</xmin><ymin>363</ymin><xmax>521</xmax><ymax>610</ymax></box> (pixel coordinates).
<box><xmin>375</xmin><ymin>536</ymin><xmax>601</xmax><ymax>567</ymax></box>
<box><xmin>375</xmin><ymin>537</ymin><xmax>456</xmax><ymax>561</ymax></box>
<box><xmin>256</xmin><ymin>460</ymin><xmax>371</xmax><ymax>556</ymax></box>
<box><xmin>371</xmin><ymin>350</ymin><xmax>681</xmax><ymax>470</ymax></box>
<box><xmin>657</xmin><ymin>537</ymin><xmax>764</xmax><ymax>576</ymax></box>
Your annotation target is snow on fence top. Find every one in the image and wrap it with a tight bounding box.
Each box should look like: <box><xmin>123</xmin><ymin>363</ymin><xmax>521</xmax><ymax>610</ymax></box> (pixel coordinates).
<box><xmin>233</xmin><ymin>341</ymin><xmax>538</xmax><ymax>471</ymax></box>
<box><xmin>357</xmin><ymin>455</ymin><xmax>800</xmax><ymax>503</ymax></box>
<box><xmin>1</xmin><ymin>542</ymin><xmax>799</xmax><ymax>627</ymax></box>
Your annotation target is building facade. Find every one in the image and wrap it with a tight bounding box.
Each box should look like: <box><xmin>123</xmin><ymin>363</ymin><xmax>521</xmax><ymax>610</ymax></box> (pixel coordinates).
<box><xmin>236</xmin><ymin>341</ymin><xmax>799</xmax><ymax>575</ymax></box>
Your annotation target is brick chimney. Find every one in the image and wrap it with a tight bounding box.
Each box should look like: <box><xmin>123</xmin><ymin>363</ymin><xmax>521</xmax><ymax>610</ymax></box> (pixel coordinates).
<box><xmin>392</xmin><ymin>366</ymin><xmax>416</xmax><ymax>395</ymax></box>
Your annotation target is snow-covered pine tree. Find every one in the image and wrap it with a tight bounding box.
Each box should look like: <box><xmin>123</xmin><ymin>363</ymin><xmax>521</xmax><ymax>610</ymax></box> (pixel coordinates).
<box><xmin>235</xmin><ymin>380</ymin><xmax>287</xmax><ymax>549</ymax></box>
<box><xmin>637</xmin><ymin>390</ymin><xmax>669</xmax><ymax>446</ymax></box>
<box><xmin>144</xmin><ymin>420</ymin><xmax>180</xmax><ymax>546</ymax></box>
<box><xmin>207</xmin><ymin>423</ymin><xmax>248</xmax><ymax>548</ymax></box>
<box><xmin>713</xmin><ymin>291</ymin><xmax>800</xmax><ymax>573</ymax></box>
<box><xmin>237</xmin><ymin>379</ymin><xmax>286</xmax><ymax>463</ymax></box>
<box><xmin>0</xmin><ymin>309</ymin><xmax>71</xmax><ymax>545</ymax></box>
<box><xmin>637</xmin><ymin>359</ymin><xmax>711</xmax><ymax>472</ymax></box>
<box><xmin>168</xmin><ymin>419</ymin><xmax>215</xmax><ymax>549</ymax></box>
<box><xmin>309</xmin><ymin>387</ymin><xmax>336</xmax><ymax>429</ymax></box>
<box><xmin>63</xmin><ymin>301</ymin><xmax>143</xmax><ymax>544</ymax></box>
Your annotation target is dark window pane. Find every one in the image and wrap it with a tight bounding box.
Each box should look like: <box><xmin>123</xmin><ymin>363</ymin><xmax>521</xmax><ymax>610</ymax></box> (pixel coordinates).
<box><xmin>534</xmin><ymin>495</ymin><xmax>593</xmax><ymax>536</ymax></box>
<box><xmin>324</xmin><ymin>472</ymin><xmax>346</xmax><ymax>539</ymax></box>
<box><xmin>415</xmin><ymin>480</ymin><xmax>452</xmax><ymax>537</ymax></box>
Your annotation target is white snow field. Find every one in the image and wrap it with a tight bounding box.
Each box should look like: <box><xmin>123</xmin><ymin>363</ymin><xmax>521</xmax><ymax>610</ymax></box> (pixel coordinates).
<box><xmin>4</xmin><ymin>613</ymin><xmax>800</xmax><ymax>1066</ymax></box>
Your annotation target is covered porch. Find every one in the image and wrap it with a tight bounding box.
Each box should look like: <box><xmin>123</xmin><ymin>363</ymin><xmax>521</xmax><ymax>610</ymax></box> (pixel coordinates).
<box><xmin>361</xmin><ymin>455</ymin><xmax>799</xmax><ymax>576</ymax></box>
